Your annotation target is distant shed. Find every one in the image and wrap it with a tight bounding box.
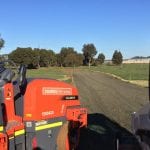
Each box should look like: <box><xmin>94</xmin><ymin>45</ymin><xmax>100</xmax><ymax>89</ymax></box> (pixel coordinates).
<box><xmin>123</xmin><ymin>58</ymin><xmax>150</xmax><ymax>64</ymax></box>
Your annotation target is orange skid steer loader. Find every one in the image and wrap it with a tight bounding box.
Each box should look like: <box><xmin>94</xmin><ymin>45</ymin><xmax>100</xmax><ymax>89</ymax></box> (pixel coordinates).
<box><xmin>0</xmin><ymin>62</ymin><xmax>87</xmax><ymax>150</ymax></box>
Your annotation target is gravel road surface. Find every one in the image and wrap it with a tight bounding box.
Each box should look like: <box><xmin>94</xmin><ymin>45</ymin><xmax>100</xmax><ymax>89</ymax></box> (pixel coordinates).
<box><xmin>73</xmin><ymin>70</ymin><xmax>149</xmax><ymax>150</ymax></box>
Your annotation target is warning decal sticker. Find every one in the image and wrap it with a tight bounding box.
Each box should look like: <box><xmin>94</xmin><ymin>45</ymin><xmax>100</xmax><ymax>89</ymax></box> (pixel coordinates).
<box><xmin>42</xmin><ymin>87</ymin><xmax>72</xmax><ymax>95</ymax></box>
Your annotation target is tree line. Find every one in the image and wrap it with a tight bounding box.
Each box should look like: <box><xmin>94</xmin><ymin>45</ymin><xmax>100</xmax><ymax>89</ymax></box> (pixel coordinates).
<box><xmin>0</xmin><ymin>36</ymin><xmax>123</xmax><ymax>68</ymax></box>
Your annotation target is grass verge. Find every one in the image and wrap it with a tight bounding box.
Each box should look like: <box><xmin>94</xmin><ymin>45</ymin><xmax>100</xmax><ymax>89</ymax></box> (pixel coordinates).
<box><xmin>75</xmin><ymin>64</ymin><xmax>149</xmax><ymax>87</ymax></box>
<box><xmin>27</xmin><ymin>67</ymin><xmax>72</xmax><ymax>83</ymax></box>
<box><xmin>90</xmin><ymin>64</ymin><xmax>149</xmax><ymax>80</ymax></box>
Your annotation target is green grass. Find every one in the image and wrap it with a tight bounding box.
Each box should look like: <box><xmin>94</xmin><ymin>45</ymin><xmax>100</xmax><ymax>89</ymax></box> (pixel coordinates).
<box><xmin>27</xmin><ymin>67</ymin><xmax>65</xmax><ymax>79</ymax></box>
<box><xmin>90</xmin><ymin>64</ymin><xmax>149</xmax><ymax>80</ymax></box>
<box><xmin>26</xmin><ymin>64</ymin><xmax>149</xmax><ymax>81</ymax></box>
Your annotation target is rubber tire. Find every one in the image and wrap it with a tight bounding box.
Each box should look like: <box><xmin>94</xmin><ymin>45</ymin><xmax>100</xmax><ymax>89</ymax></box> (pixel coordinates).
<box><xmin>57</xmin><ymin>121</ymin><xmax>69</xmax><ymax>150</ymax></box>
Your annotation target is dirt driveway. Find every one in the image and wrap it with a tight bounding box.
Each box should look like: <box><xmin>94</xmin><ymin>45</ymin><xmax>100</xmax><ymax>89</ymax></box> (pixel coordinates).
<box><xmin>73</xmin><ymin>70</ymin><xmax>149</xmax><ymax>150</ymax></box>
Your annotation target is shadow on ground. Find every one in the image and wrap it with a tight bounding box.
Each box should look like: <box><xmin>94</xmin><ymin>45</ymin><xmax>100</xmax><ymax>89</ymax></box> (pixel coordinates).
<box><xmin>77</xmin><ymin>113</ymin><xmax>141</xmax><ymax>150</ymax></box>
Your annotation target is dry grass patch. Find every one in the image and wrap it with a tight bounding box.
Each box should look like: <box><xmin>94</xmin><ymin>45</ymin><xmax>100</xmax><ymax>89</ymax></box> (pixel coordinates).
<box><xmin>129</xmin><ymin>80</ymin><xmax>148</xmax><ymax>87</ymax></box>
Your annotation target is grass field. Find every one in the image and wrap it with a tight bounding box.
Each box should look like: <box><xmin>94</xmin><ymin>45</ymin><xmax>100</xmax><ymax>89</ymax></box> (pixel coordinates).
<box><xmin>90</xmin><ymin>63</ymin><xmax>149</xmax><ymax>80</ymax></box>
<box><xmin>27</xmin><ymin>67</ymin><xmax>65</xmax><ymax>79</ymax></box>
<box><xmin>26</xmin><ymin>67</ymin><xmax>73</xmax><ymax>83</ymax></box>
<box><xmin>26</xmin><ymin>64</ymin><xmax>149</xmax><ymax>85</ymax></box>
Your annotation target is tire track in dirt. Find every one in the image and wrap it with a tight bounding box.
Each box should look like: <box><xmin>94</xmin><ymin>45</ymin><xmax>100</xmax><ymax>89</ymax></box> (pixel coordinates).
<box><xmin>73</xmin><ymin>70</ymin><xmax>149</xmax><ymax>130</ymax></box>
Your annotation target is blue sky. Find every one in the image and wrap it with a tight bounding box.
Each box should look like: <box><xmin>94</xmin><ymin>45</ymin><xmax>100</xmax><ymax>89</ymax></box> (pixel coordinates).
<box><xmin>0</xmin><ymin>0</ymin><xmax>150</xmax><ymax>59</ymax></box>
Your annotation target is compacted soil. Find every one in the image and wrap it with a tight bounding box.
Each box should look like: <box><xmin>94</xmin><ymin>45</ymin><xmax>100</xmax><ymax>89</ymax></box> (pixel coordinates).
<box><xmin>73</xmin><ymin>70</ymin><xmax>149</xmax><ymax>150</ymax></box>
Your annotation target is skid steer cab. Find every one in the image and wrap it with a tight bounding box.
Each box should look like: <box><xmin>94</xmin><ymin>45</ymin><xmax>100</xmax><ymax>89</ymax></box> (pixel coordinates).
<box><xmin>0</xmin><ymin>62</ymin><xmax>87</xmax><ymax>150</ymax></box>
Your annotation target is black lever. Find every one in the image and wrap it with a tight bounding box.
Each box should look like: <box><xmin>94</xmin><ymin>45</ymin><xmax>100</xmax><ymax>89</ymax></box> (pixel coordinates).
<box><xmin>18</xmin><ymin>64</ymin><xmax>27</xmax><ymax>87</ymax></box>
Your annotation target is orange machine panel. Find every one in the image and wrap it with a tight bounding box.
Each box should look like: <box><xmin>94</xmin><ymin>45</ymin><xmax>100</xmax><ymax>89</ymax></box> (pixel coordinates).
<box><xmin>3</xmin><ymin>83</ymin><xmax>22</xmax><ymax>123</ymax></box>
<box><xmin>24</xmin><ymin>79</ymin><xmax>81</xmax><ymax>121</ymax></box>
<box><xmin>0</xmin><ymin>133</ymin><xmax>7</xmax><ymax>150</ymax></box>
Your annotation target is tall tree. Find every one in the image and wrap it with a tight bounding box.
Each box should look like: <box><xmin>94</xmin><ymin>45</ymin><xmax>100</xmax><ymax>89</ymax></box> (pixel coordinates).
<box><xmin>47</xmin><ymin>50</ymin><xmax>56</xmax><ymax>66</ymax></box>
<box><xmin>63</xmin><ymin>53</ymin><xmax>83</xmax><ymax>67</ymax></box>
<box><xmin>0</xmin><ymin>35</ymin><xmax>5</xmax><ymax>50</ymax></box>
<box><xmin>9</xmin><ymin>47</ymin><xmax>39</xmax><ymax>68</ymax></box>
<box><xmin>56</xmin><ymin>53</ymin><xmax>62</xmax><ymax>67</ymax></box>
<box><xmin>98</xmin><ymin>53</ymin><xmax>105</xmax><ymax>64</ymax></box>
<box><xmin>34</xmin><ymin>48</ymin><xmax>56</xmax><ymax>67</ymax></box>
<box><xmin>59</xmin><ymin>47</ymin><xmax>76</xmax><ymax>67</ymax></box>
<box><xmin>38</xmin><ymin>49</ymin><xmax>51</xmax><ymax>67</ymax></box>
<box><xmin>33</xmin><ymin>48</ymin><xmax>56</xmax><ymax>67</ymax></box>
<box><xmin>112</xmin><ymin>50</ymin><xmax>123</xmax><ymax>65</ymax></box>
<box><xmin>82</xmin><ymin>43</ymin><xmax>97</xmax><ymax>67</ymax></box>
